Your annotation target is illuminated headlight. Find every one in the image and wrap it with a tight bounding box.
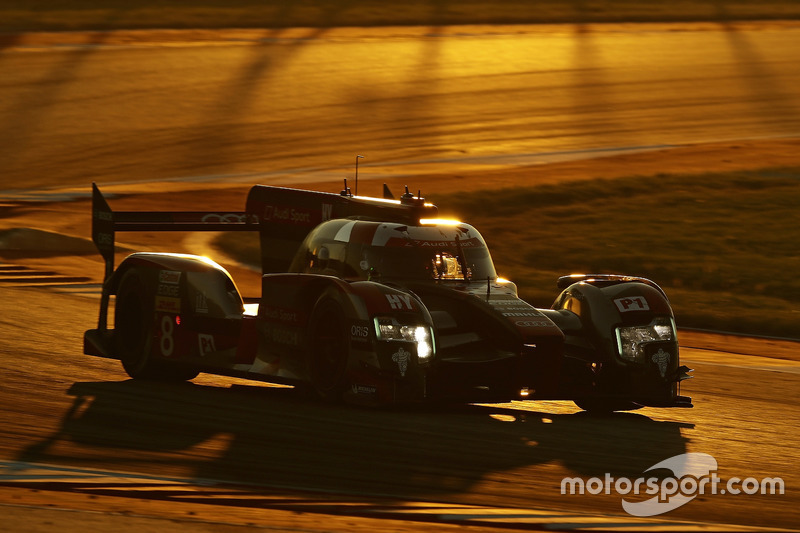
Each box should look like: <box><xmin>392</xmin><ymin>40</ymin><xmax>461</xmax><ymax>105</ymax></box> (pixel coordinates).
<box><xmin>375</xmin><ymin>318</ymin><xmax>434</xmax><ymax>361</ymax></box>
<box><xmin>616</xmin><ymin>317</ymin><xmax>676</xmax><ymax>363</ymax></box>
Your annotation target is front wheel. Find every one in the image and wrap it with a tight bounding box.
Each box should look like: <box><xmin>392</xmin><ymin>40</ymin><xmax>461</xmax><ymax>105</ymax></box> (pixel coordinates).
<box><xmin>307</xmin><ymin>298</ymin><xmax>349</xmax><ymax>401</ymax></box>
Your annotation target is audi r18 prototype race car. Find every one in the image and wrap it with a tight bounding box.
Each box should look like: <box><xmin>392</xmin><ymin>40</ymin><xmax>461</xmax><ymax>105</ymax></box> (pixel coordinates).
<box><xmin>84</xmin><ymin>182</ymin><xmax>692</xmax><ymax>411</ymax></box>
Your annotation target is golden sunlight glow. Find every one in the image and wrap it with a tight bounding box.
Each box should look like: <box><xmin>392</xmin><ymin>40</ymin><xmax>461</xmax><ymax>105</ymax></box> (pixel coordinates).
<box><xmin>489</xmin><ymin>414</ymin><xmax>518</xmax><ymax>422</ymax></box>
<box><xmin>353</xmin><ymin>195</ymin><xmax>400</xmax><ymax>205</ymax></box>
<box><xmin>352</xmin><ymin>196</ymin><xmax>434</xmax><ymax>208</ymax></box>
<box><xmin>148</xmin><ymin>252</ymin><xmax>223</xmax><ymax>270</ymax></box>
<box><xmin>419</xmin><ymin>218</ymin><xmax>463</xmax><ymax>226</ymax></box>
<box><xmin>199</xmin><ymin>255</ymin><xmax>221</xmax><ymax>267</ymax></box>
<box><xmin>496</xmin><ymin>276</ymin><xmax>511</xmax><ymax>283</ymax></box>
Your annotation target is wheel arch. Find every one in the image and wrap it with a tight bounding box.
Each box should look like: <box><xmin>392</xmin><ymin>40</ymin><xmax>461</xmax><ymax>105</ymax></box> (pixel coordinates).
<box><xmin>108</xmin><ymin>252</ymin><xmax>237</xmax><ymax>295</ymax></box>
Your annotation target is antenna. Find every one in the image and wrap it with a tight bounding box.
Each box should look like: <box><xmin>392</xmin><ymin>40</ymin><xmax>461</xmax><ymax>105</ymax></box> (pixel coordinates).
<box><xmin>355</xmin><ymin>154</ymin><xmax>364</xmax><ymax>196</ymax></box>
<box><xmin>340</xmin><ymin>178</ymin><xmax>351</xmax><ymax>197</ymax></box>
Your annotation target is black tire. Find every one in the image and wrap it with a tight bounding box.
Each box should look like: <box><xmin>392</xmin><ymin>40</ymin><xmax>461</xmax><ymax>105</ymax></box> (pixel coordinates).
<box><xmin>307</xmin><ymin>298</ymin><xmax>349</xmax><ymax>401</ymax></box>
<box><xmin>574</xmin><ymin>398</ymin><xmax>643</xmax><ymax>413</ymax></box>
<box><xmin>114</xmin><ymin>269</ymin><xmax>198</xmax><ymax>381</ymax></box>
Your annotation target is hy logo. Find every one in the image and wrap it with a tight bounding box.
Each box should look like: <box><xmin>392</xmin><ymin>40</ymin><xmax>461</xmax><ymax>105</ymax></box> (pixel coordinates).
<box><xmin>622</xmin><ymin>453</ymin><xmax>718</xmax><ymax>517</ymax></box>
<box><xmin>386</xmin><ymin>294</ymin><xmax>413</xmax><ymax>310</ymax></box>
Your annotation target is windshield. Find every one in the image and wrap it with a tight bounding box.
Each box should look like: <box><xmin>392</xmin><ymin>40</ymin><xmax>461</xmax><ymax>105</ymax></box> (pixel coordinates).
<box><xmin>350</xmin><ymin>225</ymin><xmax>497</xmax><ymax>281</ymax></box>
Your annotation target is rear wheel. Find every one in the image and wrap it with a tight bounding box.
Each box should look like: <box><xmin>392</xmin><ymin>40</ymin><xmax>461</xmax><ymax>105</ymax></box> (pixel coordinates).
<box><xmin>114</xmin><ymin>269</ymin><xmax>198</xmax><ymax>381</ymax></box>
<box><xmin>307</xmin><ymin>298</ymin><xmax>349</xmax><ymax>401</ymax></box>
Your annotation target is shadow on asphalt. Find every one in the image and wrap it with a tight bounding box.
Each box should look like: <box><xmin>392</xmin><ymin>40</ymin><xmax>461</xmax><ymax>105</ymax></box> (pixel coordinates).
<box><xmin>18</xmin><ymin>379</ymin><xmax>692</xmax><ymax>502</ymax></box>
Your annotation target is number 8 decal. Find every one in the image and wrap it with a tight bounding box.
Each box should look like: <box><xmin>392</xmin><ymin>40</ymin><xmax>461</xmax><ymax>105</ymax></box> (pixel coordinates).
<box><xmin>160</xmin><ymin>314</ymin><xmax>174</xmax><ymax>356</ymax></box>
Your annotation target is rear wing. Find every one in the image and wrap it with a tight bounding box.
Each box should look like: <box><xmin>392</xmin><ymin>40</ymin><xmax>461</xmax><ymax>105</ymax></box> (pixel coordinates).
<box><xmin>91</xmin><ymin>182</ymin><xmax>258</xmax><ymax>328</ymax></box>
<box><xmin>91</xmin><ymin>182</ymin><xmax>257</xmax><ymax>275</ymax></box>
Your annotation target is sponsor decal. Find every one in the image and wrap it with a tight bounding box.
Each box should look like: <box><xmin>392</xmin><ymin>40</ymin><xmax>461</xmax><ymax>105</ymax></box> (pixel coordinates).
<box><xmin>392</xmin><ymin>347</ymin><xmax>411</xmax><ymax>377</ymax></box>
<box><xmin>614</xmin><ymin>296</ymin><xmax>649</xmax><ymax>312</ymax></box>
<box><xmin>489</xmin><ymin>299</ymin><xmax>532</xmax><ymax>306</ymax></box>
<box><xmin>386</xmin><ymin>294</ymin><xmax>414</xmax><ymax>310</ymax></box>
<box><xmin>261</xmin><ymin>305</ymin><xmax>300</xmax><ymax>324</ymax></box>
<box><xmin>195</xmin><ymin>291</ymin><xmax>209</xmax><ymax>314</ymax></box>
<box><xmin>651</xmin><ymin>348</ymin><xmax>671</xmax><ymax>377</ymax></box>
<box><xmin>198</xmin><ymin>334</ymin><xmax>216</xmax><ymax>356</ymax></box>
<box><xmin>261</xmin><ymin>204</ymin><xmax>314</xmax><ymax>225</ymax></box>
<box><xmin>351</xmin><ymin>324</ymin><xmax>370</xmax><ymax>338</ymax></box>
<box><xmin>159</xmin><ymin>270</ymin><xmax>181</xmax><ymax>285</ymax></box>
<box><xmin>157</xmin><ymin>283</ymin><xmax>180</xmax><ymax>298</ymax></box>
<box><xmin>488</xmin><ymin>299</ymin><xmax>559</xmax><ymax>328</ymax></box>
<box><xmin>383</xmin><ymin>237</ymin><xmax>483</xmax><ymax>248</ymax></box>
<box><xmin>351</xmin><ymin>384</ymin><xmax>378</xmax><ymax>395</ymax></box>
<box><xmin>96</xmin><ymin>232</ymin><xmax>113</xmax><ymax>248</ymax></box>
<box><xmin>350</xmin><ymin>322</ymin><xmax>372</xmax><ymax>348</ymax></box>
<box><xmin>262</xmin><ymin>324</ymin><xmax>300</xmax><ymax>346</ymax></box>
<box><xmin>155</xmin><ymin>296</ymin><xmax>180</xmax><ymax>313</ymax></box>
<box><xmin>201</xmin><ymin>213</ymin><xmax>247</xmax><ymax>224</ymax></box>
<box><xmin>515</xmin><ymin>320</ymin><xmax>554</xmax><ymax>328</ymax></box>
<box><xmin>488</xmin><ymin>299</ymin><xmax>543</xmax><ymax>316</ymax></box>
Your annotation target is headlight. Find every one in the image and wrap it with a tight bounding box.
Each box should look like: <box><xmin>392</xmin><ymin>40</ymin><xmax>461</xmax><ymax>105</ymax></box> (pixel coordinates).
<box><xmin>616</xmin><ymin>317</ymin><xmax>676</xmax><ymax>363</ymax></box>
<box><xmin>374</xmin><ymin>317</ymin><xmax>433</xmax><ymax>361</ymax></box>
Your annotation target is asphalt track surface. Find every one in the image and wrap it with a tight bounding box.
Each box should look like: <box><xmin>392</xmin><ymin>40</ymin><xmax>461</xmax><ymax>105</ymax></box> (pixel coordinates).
<box><xmin>0</xmin><ymin>285</ymin><xmax>798</xmax><ymax>532</ymax></box>
<box><xmin>1</xmin><ymin>23</ymin><xmax>800</xmax><ymax>532</ymax></box>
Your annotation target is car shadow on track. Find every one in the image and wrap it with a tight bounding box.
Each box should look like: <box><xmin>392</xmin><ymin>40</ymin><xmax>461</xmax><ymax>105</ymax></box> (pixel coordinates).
<box><xmin>17</xmin><ymin>379</ymin><xmax>693</xmax><ymax>505</ymax></box>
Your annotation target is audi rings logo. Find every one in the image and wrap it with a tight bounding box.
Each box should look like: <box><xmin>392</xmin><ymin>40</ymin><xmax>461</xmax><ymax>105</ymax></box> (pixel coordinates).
<box><xmin>515</xmin><ymin>320</ymin><xmax>551</xmax><ymax>328</ymax></box>
<box><xmin>201</xmin><ymin>213</ymin><xmax>248</xmax><ymax>223</ymax></box>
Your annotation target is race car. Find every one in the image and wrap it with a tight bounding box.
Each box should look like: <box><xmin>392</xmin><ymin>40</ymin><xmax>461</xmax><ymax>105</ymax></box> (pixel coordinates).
<box><xmin>84</xmin><ymin>181</ymin><xmax>693</xmax><ymax>411</ymax></box>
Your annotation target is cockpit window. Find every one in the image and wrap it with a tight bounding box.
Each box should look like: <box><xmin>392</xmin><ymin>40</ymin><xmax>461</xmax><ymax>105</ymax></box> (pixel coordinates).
<box><xmin>292</xmin><ymin>220</ymin><xmax>498</xmax><ymax>282</ymax></box>
<box><xmin>352</xmin><ymin>225</ymin><xmax>496</xmax><ymax>282</ymax></box>
<box><xmin>432</xmin><ymin>252</ymin><xmax>463</xmax><ymax>279</ymax></box>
